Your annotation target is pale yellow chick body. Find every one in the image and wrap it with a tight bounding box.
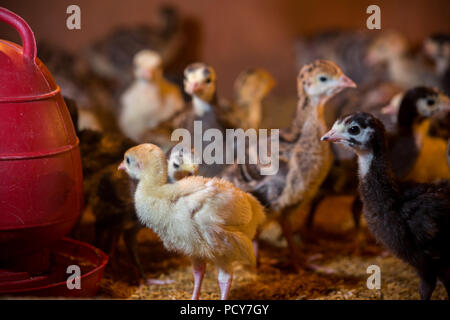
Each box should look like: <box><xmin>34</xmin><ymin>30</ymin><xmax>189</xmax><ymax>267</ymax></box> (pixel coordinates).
<box><xmin>120</xmin><ymin>143</ymin><xmax>265</xmax><ymax>300</ymax></box>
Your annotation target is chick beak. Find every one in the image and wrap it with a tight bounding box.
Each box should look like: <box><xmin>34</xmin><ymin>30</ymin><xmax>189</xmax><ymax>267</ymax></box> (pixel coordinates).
<box><xmin>321</xmin><ymin>129</ymin><xmax>344</xmax><ymax>142</ymax></box>
<box><xmin>118</xmin><ymin>161</ymin><xmax>126</xmax><ymax>171</ymax></box>
<box><xmin>381</xmin><ymin>103</ymin><xmax>397</xmax><ymax>115</ymax></box>
<box><xmin>338</xmin><ymin>75</ymin><xmax>357</xmax><ymax>89</ymax></box>
<box><xmin>192</xmin><ymin>82</ymin><xmax>202</xmax><ymax>93</ymax></box>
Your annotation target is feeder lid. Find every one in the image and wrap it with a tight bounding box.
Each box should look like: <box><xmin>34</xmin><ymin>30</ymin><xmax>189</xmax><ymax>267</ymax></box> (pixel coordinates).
<box><xmin>0</xmin><ymin>8</ymin><xmax>58</xmax><ymax>102</ymax></box>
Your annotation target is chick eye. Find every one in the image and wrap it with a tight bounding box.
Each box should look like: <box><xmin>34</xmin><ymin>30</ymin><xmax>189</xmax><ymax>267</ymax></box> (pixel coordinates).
<box><xmin>319</xmin><ymin>76</ymin><xmax>328</xmax><ymax>82</ymax></box>
<box><xmin>348</xmin><ymin>126</ymin><xmax>360</xmax><ymax>135</ymax></box>
<box><xmin>126</xmin><ymin>156</ymin><xmax>130</xmax><ymax>165</ymax></box>
<box><xmin>426</xmin><ymin>99</ymin><xmax>435</xmax><ymax>106</ymax></box>
<box><xmin>205</xmin><ymin>78</ymin><xmax>211</xmax><ymax>84</ymax></box>
<box><xmin>173</xmin><ymin>163</ymin><xmax>180</xmax><ymax>168</ymax></box>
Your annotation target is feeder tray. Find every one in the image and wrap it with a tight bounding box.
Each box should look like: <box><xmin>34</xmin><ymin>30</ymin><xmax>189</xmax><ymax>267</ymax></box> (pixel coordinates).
<box><xmin>0</xmin><ymin>237</ymin><xmax>108</xmax><ymax>297</ymax></box>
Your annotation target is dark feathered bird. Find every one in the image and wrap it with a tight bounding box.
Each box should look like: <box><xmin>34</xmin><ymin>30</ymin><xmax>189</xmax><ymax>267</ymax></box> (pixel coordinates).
<box><xmin>307</xmin><ymin>87</ymin><xmax>449</xmax><ymax>229</ymax></box>
<box><xmin>322</xmin><ymin>112</ymin><xmax>450</xmax><ymax>300</ymax></box>
<box><xmin>447</xmin><ymin>140</ymin><xmax>450</xmax><ymax>168</ymax></box>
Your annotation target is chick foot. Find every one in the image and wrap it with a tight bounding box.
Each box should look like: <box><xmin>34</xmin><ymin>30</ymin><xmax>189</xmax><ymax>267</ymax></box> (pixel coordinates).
<box><xmin>218</xmin><ymin>267</ymin><xmax>233</xmax><ymax>300</ymax></box>
<box><xmin>142</xmin><ymin>278</ymin><xmax>175</xmax><ymax>285</ymax></box>
<box><xmin>191</xmin><ymin>259</ymin><xmax>206</xmax><ymax>300</ymax></box>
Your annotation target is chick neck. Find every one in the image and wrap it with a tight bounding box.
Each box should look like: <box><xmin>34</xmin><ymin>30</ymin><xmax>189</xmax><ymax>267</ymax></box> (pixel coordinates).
<box><xmin>287</xmin><ymin>82</ymin><xmax>323</xmax><ymax>140</ymax></box>
<box><xmin>192</xmin><ymin>91</ymin><xmax>218</xmax><ymax>117</ymax></box>
<box><xmin>357</xmin><ymin>132</ymin><xmax>399</xmax><ymax>213</ymax></box>
<box><xmin>139</xmin><ymin>159</ymin><xmax>168</xmax><ymax>188</ymax></box>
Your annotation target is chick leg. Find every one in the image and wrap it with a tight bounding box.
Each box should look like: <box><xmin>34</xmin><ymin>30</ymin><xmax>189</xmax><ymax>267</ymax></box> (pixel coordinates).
<box><xmin>191</xmin><ymin>259</ymin><xmax>206</xmax><ymax>300</ymax></box>
<box><xmin>441</xmin><ymin>278</ymin><xmax>450</xmax><ymax>299</ymax></box>
<box><xmin>123</xmin><ymin>226</ymin><xmax>145</xmax><ymax>279</ymax></box>
<box><xmin>305</xmin><ymin>190</ymin><xmax>326</xmax><ymax>229</ymax></box>
<box><xmin>419</xmin><ymin>272</ymin><xmax>437</xmax><ymax>300</ymax></box>
<box><xmin>279</xmin><ymin>212</ymin><xmax>302</xmax><ymax>267</ymax></box>
<box><xmin>281</xmin><ymin>206</ymin><xmax>335</xmax><ymax>274</ymax></box>
<box><xmin>351</xmin><ymin>195</ymin><xmax>363</xmax><ymax>231</ymax></box>
<box><xmin>253</xmin><ymin>230</ymin><xmax>261</xmax><ymax>268</ymax></box>
<box><xmin>218</xmin><ymin>266</ymin><xmax>233</xmax><ymax>300</ymax></box>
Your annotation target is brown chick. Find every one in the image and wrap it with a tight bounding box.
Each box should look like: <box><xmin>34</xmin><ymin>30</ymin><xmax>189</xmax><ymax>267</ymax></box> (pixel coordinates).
<box><xmin>222</xmin><ymin>60</ymin><xmax>356</xmax><ymax>269</ymax></box>
<box><xmin>219</xmin><ymin>68</ymin><xmax>275</xmax><ymax>130</ymax></box>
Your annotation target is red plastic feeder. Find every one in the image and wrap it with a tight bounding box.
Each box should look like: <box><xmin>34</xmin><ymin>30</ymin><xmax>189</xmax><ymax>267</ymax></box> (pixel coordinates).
<box><xmin>0</xmin><ymin>7</ymin><xmax>107</xmax><ymax>296</ymax></box>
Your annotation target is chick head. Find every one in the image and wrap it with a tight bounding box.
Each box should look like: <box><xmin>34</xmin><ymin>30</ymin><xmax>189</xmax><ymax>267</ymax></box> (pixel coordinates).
<box><xmin>424</xmin><ymin>34</ymin><xmax>450</xmax><ymax>74</ymax></box>
<box><xmin>184</xmin><ymin>63</ymin><xmax>216</xmax><ymax>102</ymax></box>
<box><xmin>119</xmin><ymin>143</ymin><xmax>167</xmax><ymax>181</ymax></box>
<box><xmin>321</xmin><ymin>112</ymin><xmax>384</xmax><ymax>155</ymax></box>
<box><xmin>399</xmin><ymin>87</ymin><xmax>450</xmax><ymax>123</ymax></box>
<box><xmin>366</xmin><ymin>31</ymin><xmax>409</xmax><ymax>65</ymax></box>
<box><xmin>167</xmin><ymin>145</ymin><xmax>199</xmax><ymax>182</ymax></box>
<box><xmin>234</xmin><ymin>68</ymin><xmax>275</xmax><ymax>105</ymax></box>
<box><xmin>298</xmin><ymin>60</ymin><xmax>356</xmax><ymax>104</ymax></box>
<box><xmin>133</xmin><ymin>50</ymin><xmax>163</xmax><ymax>82</ymax></box>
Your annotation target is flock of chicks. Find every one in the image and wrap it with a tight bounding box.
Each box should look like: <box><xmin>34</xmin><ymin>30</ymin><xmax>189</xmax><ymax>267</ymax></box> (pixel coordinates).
<box><xmin>55</xmin><ymin>22</ymin><xmax>450</xmax><ymax>300</ymax></box>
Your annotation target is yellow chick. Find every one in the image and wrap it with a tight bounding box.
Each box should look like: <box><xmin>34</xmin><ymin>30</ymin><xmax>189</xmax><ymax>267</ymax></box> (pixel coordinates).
<box><xmin>119</xmin><ymin>143</ymin><xmax>265</xmax><ymax>300</ymax></box>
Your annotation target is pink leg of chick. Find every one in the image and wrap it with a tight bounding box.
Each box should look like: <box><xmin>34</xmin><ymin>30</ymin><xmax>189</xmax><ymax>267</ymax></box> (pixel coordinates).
<box><xmin>218</xmin><ymin>266</ymin><xmax>233</xmax><ymax>300</ymax></box>
<box><xmin>253</xmin><ymin>239</ymin><xmax>259</xmax><ymax>267</ymax></box>
<box><xmin>191</xmin><ymin>259</ymin><xmax>206</xmax><ymax>300</ymax></box>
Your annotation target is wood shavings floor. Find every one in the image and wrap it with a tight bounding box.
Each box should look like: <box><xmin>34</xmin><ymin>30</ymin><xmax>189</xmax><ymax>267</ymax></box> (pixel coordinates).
<box><xmin>78</xmin><ymin>195</ymin><xmax>448</xmax><ymax>300</ymax></box>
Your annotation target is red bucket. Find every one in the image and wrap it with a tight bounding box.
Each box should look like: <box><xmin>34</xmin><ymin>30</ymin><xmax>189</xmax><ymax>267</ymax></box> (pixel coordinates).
<box><xmin>0</xmin><ymin>7</ymin><xmax>83</xmax><ymax>273</ymax></box>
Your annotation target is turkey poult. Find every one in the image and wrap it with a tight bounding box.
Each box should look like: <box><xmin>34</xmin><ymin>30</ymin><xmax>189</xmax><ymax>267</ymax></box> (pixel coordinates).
<box><xmin>223</xmin><ymin>60</ymin><xmax>356</xmax><ymax>267</ymax></box>
<box><xmin>366</xmin><ymin>31</ymin><xmax>440</xmax><ymax>90</ymax></box>
<box><xmin>321</xmin><ymin>112</ymin><xmax>450</xmax><ymax>300</ymax></box>
<box><xmin>119</xmin><ymin>50</ymin><xmax>184</xmax><ymax>143</ymax></box>
<box><xmin>118</xmin><ymin>144</ymin><xmax>265</xmax><ymax>300</ymax></box>
<box><xmin>220</xmin><ymin>68</ymin><xmax>275</xmax><ymax>130</ymax></box>
<box><xmin>424</xmin><ymin>33</ymin><xmax>450</xmax><ymax>78</ymax></box>
<box><xmin>91</xmin><ymin>146</ymin><xmax>199</xmax><ymax>282</ymax></box>
<box><xmin>141</xmin><ymin>62</ymin><xmax>225</xmax><ymax>156</ymax></box>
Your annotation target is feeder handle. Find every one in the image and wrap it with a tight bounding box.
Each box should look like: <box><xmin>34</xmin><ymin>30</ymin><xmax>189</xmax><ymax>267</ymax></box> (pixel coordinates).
<box><xmin>0</xmin><ymin>7</ymin><xmax>37</xmax><ymax>62</ymax></box>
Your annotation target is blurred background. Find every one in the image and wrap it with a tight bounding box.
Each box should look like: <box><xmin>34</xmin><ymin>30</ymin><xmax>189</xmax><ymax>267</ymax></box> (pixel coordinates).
<box><xmin>1</xmin><ymin>1</ymin><xmax>449</xmax><ymax>300</ymax></box>
<box><xmin>1</xmin><ymin>0</ymin><xmax>449</xmax><ymax>97</ymax></box>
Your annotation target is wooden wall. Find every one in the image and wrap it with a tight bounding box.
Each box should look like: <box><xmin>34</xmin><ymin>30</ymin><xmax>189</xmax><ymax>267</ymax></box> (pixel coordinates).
<box><xmin>1</xmin><ymin>0</ymin><xmax>449</xmax><ymax>97</ymax></box>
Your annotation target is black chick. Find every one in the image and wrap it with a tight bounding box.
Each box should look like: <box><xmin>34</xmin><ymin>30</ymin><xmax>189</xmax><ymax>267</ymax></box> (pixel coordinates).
<box><xmin>65</xmin><ymin>96</ymin><xmax>136</xmax><ymax>222</ymax></box>
<box><xmin>307</xmin><ymin>87</ymin><xmax>448</xmax><ymax>229</ymax></box>
<box><xmin>447</xmin><ymin>140</ymin><xmax>450</xmax><ymax>168</ymax></box>
<box><xmin>322</xmin><ymin>112</ymin><xmax>450</xmax><ymax>300</ymax></box>
<box><xmin>90</xmin><ymin>163</ymin><xmax>144</xmax><ymax>278</ymax></box>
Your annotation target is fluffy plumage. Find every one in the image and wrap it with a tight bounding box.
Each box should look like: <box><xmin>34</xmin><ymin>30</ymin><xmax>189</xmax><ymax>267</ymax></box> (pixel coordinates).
<box><xmin>91</xmin><ymin>145</ymin><xmax>199</xmax><ymax>280</ymax></box>
<box><xmin>120</xmin><ymin>143</ymin><xmax>265</xmax><ymax>299</ymax></box>
<box><xmin>119</xmin><ymin>50</ymin><xmax>184</xmax><ymax>142</ymax></box>
<box><xmin>322</xmin><ymin>112</ymin><xmax>450</xmax><ymax>300</ymax></box>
